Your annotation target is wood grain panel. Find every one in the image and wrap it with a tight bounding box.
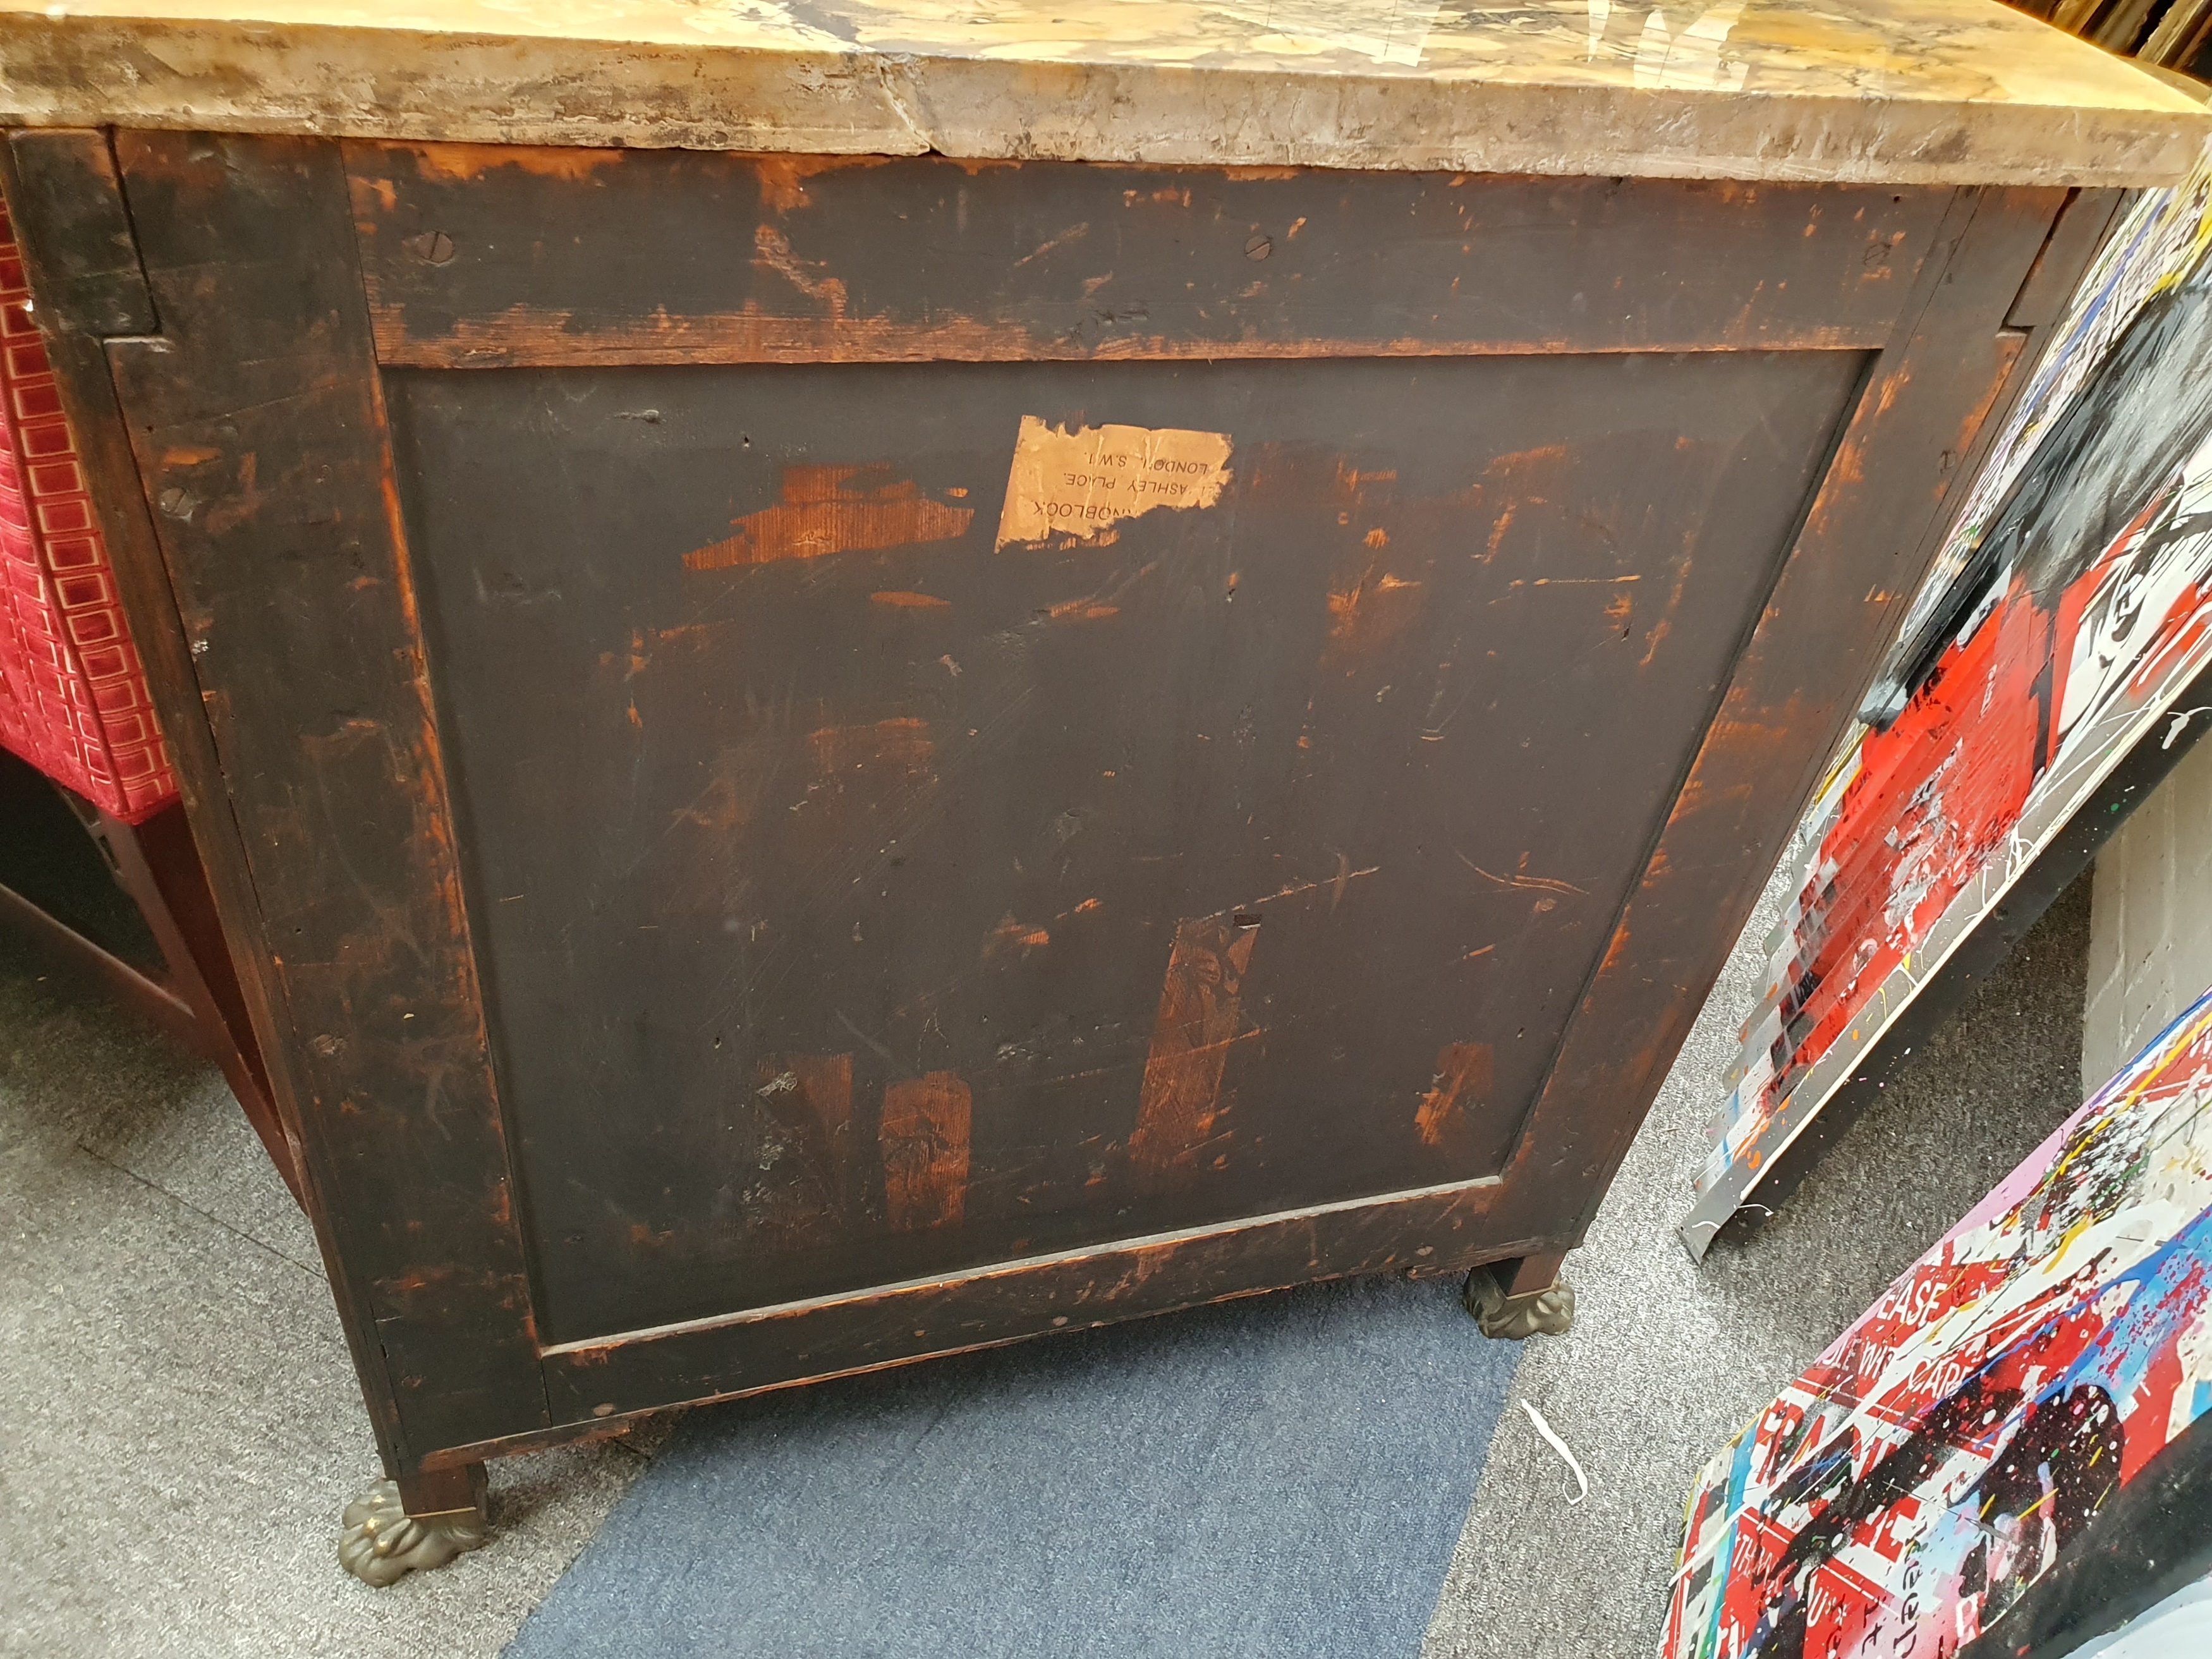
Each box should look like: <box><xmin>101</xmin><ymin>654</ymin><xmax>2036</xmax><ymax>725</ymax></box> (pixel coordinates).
<box><xmin>535</xmin><ymin>1176</ymin><xmax>1519</xmax><ymax>1425</ymax></box>
<box><xmin>1487</xmin><ymin>186</ymin><xmax>2068</xmax><ymax>1257</ymax></box>
<box><xmin>348</xmin><ymin>143</ymin><xmax>1952</xmax><ymax>367</ymax></box>
<box><xmin>390</xmin><ymin>347</ymin><xmax>1862</xmax><ymax>1343</ymax></box>
<box><xmin>100</xmin><ymin>131</ymin><xmax>547</xmax><ymax>1461</ymax></box>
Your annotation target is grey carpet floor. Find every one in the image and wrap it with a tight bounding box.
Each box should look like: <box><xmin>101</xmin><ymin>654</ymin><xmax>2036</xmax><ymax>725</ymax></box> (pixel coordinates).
<box><xmin>0</xmin><ymin>870</ymin><xmax>2094</xmax><ymax>1656</ymax></box>
<box><xmin>1423</xmin><ymin>870</ymin><xmax>2097</xmax><ymax>1659</ymax></box>
<box><xmin>0</xmin><ymin>945</ymin><xmax>670</xmax><ymax>1659</ymax></box>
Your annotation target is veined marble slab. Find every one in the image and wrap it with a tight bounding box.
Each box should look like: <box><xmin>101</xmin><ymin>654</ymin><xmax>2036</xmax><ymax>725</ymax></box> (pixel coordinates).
<box><xmin>0</xmin><ymin>1</ymin><xmax>2204</xmax><ymax>185</ymax></box>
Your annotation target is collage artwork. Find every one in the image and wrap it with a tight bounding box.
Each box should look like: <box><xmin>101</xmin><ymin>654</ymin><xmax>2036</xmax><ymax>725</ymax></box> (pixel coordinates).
<box><xmin>1662</xmin><ymin>982</ymin><xmax>2212</xmax><ymax>1656</ymax></box>
<box><xmin>1682</xmin><ymin>151</ymin><xmax>2212</xmax><ymax>1257</ymax></box>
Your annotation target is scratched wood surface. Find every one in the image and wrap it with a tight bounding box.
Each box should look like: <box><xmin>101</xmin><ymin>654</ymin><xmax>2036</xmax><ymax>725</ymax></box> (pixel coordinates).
<box><xmin>13</xmin><ymin>125</ymin><xmax>2096</xmax><ymax>1470</ymax></box>
<box><xmin>1483</xmin><ymin>186</ymin><xmax>2067</xmax><ymax>1257</ymax></box>
<box><xmin>348</xmin><ymin>145</ymin><xmax>1951</xmax><ymax>366</ymax></box>
<box><xmin>395</xmin><ymin>347</ymin><xmax>1863</xmax><ymax>1340</ymax></box>
<box><xmin>100</xmin><ymin>131</ymin><xmax>549</xmax><ymax>1460</ymax></box>
<box><xmin>1</xmin><ymin>0</ymin><xmax>2206</xmax><ymax>186</ymax></box>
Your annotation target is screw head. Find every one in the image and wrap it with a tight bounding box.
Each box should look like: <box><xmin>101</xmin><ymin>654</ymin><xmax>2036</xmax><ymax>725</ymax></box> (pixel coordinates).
<box><xmin>1244</xmin><ymin>234</ymin><xmax>1273</xmax><ymax>260</ymax></box>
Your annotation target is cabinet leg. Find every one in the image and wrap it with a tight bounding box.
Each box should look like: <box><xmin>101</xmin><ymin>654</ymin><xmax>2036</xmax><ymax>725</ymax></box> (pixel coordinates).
<box><xmin>83</xmin><ymin>796</ymin><xmax>303</xmax><ymax>1206</ymax></box>
<box><xmin>1463</xmin><ymin>1249</ymin><xmax>1575</xmax><ymax>1339</ymax></box>
<box><xmin>337</xmin><ymin>1462</ymin><xmax>489</xmax><ymax>1587</ymax></box>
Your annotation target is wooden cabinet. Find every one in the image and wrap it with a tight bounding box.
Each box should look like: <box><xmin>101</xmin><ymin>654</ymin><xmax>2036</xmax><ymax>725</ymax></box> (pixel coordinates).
<box><xmin>1</xmin><ymin>0</ymin><xmax>2201</xmax><ymax>1583</ymax></box>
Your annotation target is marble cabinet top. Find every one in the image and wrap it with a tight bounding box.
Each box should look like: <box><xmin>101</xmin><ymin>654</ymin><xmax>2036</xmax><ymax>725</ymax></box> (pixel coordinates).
<box><xmin>1</xmin><ymin>0</ymin><xmax>2206</xmax><ymax>185</ymax></box>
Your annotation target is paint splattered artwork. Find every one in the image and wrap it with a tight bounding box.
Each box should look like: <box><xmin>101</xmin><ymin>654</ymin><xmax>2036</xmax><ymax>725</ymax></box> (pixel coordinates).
<box><xmin>1660</xmin><ymin>982</ymin><xmax>2212</xmax><ymax>1659</ymax></box>
<box><xmin>1679</xmin><ymin>150</ymin><xmax>2212</xmax><ymax>1255</ymax></box>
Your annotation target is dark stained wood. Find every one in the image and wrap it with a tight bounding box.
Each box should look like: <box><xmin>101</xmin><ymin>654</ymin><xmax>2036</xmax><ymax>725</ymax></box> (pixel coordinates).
<box><xmin>1495</xmin><ymin>1249</ymin><xmax>1568</xmax><ymax>1298</ymax></box>
<box><xmin>0</xmin><ymin>869</ymin><xmax>196</xmax><ymax>1036</ymax></box>
<box><xmin>396</xmin><ymin>346</ymin><xmax>1863</xmax><ymax>1344</ymax></box>
<box><xmin>1</xmin><ymin>126</ymin><xmax>408</xmax><ymax>1441</ymax></box>
<box><xmin>536</xmin><ymin>1179</ymin><xmax>1531</xmax><ymax>1424</ymax></box>
<box><xmin>90</xmin><ymin>794</ymin><xmax>303</xmax><ymax>1204</ymax></box>
<box><xmin>15</xmin><ymin>125</ymin><xmax>2095</xmax><ymax>1468</ymax></box>
<box><xmin>98</xmin><ymin>131</ymin><xmax>546</xmax><ymax>1461</ymax></box>
<box><xmin>396</xmin><ymin>1459</ymin><xmax>487</xmax><ymax>1521</ymax></box>
<box><xmin>1485</xmin><ymin>186</ymin><xmax>2073</xmax><ymax>1257</ymax></box>
<box><xmin>2</xmin><ymin>128</ymin><xmax>423</xmax><ymax>1466</ymax></box>
<box><xmin>347</xmin><ymin>143</ymin><xmax>1953</xmax><ymax>367</ymax></box>
<box><xmin>0</xmin><ymin>128</ymin><xmax>151</xmax><ymax>336</ymax></box>
<box><xmin>2007</xmin><ymin>187</ymin><xmax>2125</xmax><ymax>329</ymax></box>
<box><xmin>0</xmin><ymin>131</ymin><xmax>293</xmax><ymax>1200</ymax></box>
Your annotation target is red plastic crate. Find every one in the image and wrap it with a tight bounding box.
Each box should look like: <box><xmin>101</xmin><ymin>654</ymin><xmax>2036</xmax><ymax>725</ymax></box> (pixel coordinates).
<box><xmin>0</xmin><ymin>190</ymin><xmax>177</xmax><ymax>822</ymax></box>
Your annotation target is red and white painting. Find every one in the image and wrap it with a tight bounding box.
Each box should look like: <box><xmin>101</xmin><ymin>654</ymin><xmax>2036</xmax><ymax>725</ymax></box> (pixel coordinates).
<box><xmin>1661</xmin><ymin>980</ymin><xmax>2212</xmax><ymax>1658</ymax></box>
<box><xmin>1681</xmin><ymin>155</ymin><xmax>2212</xmax><ymax>1255</ymax></box>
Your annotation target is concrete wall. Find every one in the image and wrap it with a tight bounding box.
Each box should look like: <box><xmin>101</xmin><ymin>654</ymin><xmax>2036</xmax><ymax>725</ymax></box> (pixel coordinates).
<box><xmin>2083</xmin><ymin>728</ymin><xmax>2212</xmax><ymax>1094</ymax></box>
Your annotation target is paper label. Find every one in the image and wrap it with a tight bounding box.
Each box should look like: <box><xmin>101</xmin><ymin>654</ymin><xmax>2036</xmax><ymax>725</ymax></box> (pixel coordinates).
<box><xmin>995</xmin><ymin>416</ymin><xmax>1233</xmax><ymax>550</ymax></box>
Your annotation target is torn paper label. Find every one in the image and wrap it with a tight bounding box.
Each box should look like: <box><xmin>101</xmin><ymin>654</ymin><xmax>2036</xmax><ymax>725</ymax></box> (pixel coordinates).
<box><xmin>995</xmin><ymin>416</ymin><xmax>1233</xmax><ymax>550</ymax></box>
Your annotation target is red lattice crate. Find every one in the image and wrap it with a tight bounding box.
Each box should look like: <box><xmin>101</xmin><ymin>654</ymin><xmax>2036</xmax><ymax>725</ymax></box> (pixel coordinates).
<box><xmin>0</xmin><ymin>187</ymin><xmax>177</xmax><ymax>822</ymax></box>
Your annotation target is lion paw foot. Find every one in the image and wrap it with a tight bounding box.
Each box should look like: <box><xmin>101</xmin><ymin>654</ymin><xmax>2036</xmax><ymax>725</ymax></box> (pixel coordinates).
<box><xmin>338</xmin><ymin>1479</ymin><xmax>488</xmax><ymax>1587</ymax></box>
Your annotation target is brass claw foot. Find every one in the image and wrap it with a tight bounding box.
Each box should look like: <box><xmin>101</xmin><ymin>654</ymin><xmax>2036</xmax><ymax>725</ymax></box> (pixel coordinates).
<box><xmin>1463</xmin><ymin>1265</ymin><xmax>1576</xmax><ymax>1339</ymax></box>
<box><xmin>338</xmin><ymin>1473</ymin><xmax>489</xmax><ymax>1586</ymax></box>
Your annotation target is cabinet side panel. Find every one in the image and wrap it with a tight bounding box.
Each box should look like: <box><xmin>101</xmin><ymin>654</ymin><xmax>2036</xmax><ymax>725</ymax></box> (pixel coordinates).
<box><xmin>102</xmin><ymin>130</ymin><xmax>547</xmax><ymax>1459</ymax></box>
<box><xmin>1492</xmin><ymin>186</ymin><xmax>2065</xmax><ymax>1253</ymax></box>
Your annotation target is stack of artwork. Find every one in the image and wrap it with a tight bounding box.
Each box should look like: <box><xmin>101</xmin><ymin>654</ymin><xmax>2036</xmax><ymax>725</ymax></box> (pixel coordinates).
<box><xmin>1662</xmin><ymin>979</ymin><xmax>2212</xmax><ymax>1658</ymax></box>
<box><xmin>1682</xmin><ymin>153</ymin><xmax>2212</xmax><ymax>1256</ymax></box>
